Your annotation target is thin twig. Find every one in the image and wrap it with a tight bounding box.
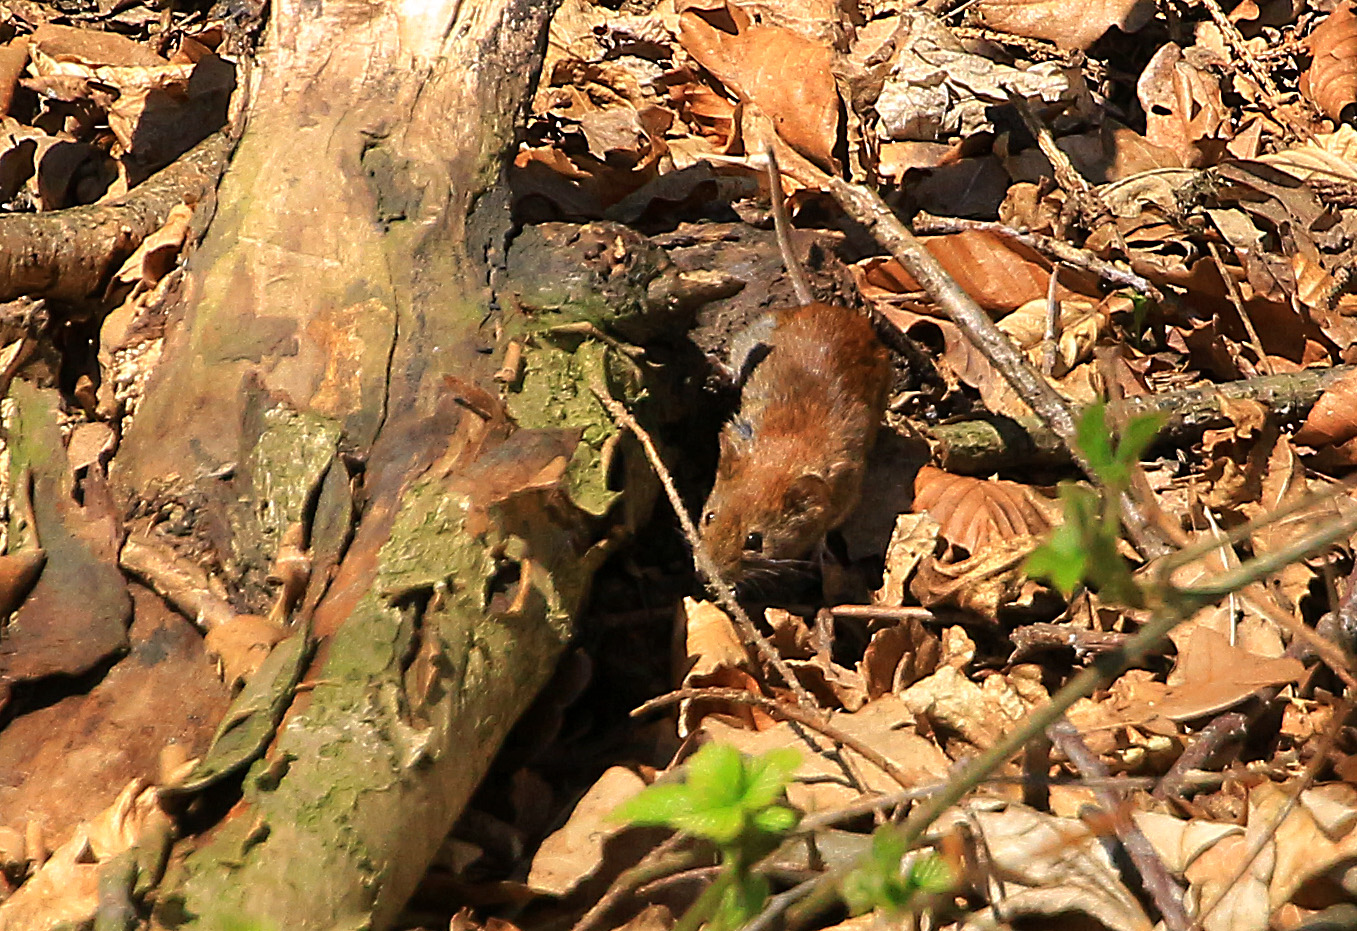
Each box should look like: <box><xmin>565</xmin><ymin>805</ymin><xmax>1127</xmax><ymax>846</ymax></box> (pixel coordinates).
<box><xmin>591</xmin><ymin>378</ymin><xmax>818</xmax><ymax>709</ymax></box>
<box><xmin>765</xmin><ymin>144</ymin><xmax>814</xmax><ymax>307</ymax></box>
<box><xmin>1049</xmin><ymin>718</ymin><xmax>1190</xmax><ymax>931</ymax></box>
<box><xmin>911</xmin><ymin>213</ymin><xmax>1166</xmax><ymax>302</ymax></box>
<box><xmin>1186</xmin><ymin>699</ymin><xmax>1352</xmax><ymax>931</ymax></box>
<box><xmin>633</xmin><ymin>687</ymin><xmax>916</xmax><ymax>791</ymax></box>
<box><xmin>1191</xmin><ymin>0</ymin><xmax>1312</xmax><ymax>142</ymax></box>
<box><xmin>567</xmin><ymin>835</ymin><xmax>698</xmax><ymax>931</ymax></box>
<box><xmin>1154</xmin><ymin>711</ymin><xmax>1249</xmax><ymax>801</ymax></box>
<box><xmin>1042</xmin><ymin>263</ymin><xmax>1061</xmax><ymax>376</ymax></box>
<box><xmin>1205</xmin><ymin>240</ymin><xmax>1274</xmax><ymax>376</ymax></box>
<box><xmin>785</xmin><ymin>509</ymin><xmax>1357</xmax><ymax>927</ymax></box>
<box><xmin>825</xmin><ymin>175</ymin><xmax>1170</xmax><ymax>559</ymax></box>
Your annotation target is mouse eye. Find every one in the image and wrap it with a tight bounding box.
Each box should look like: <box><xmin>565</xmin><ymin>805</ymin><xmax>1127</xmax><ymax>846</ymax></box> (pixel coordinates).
<box><xmin>743</xmin><ymin>531</ymin><xmax>763</xmax><ymax>553</ymax></box>
<box><xmin>702</xmin><ymin>511</ymin><xmax>716</xmax><ymax>526</ymax></box>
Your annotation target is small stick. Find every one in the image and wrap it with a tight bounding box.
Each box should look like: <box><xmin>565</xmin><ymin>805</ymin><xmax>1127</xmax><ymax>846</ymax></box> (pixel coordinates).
<box><xmin>1049</xmin><ymin>718</ymin><xmax>1191</xmax><ymax>931</ymax></box>
<box><xmin>764</xmin><ymin>143</ymin><xmax>815</xmax><ymax>307</ymax></box>
<box><xmin>911</xmin><ymin>213</ymin><xmax>1166</xmax><ymax>302</ymax></box>
<box><xmin>633</xmin><ymin>686</ymin><xmax>917</xmax><ymax>791</ymax></box>
<box><xmin>1206</xmin><ymin>240</ymin><xmax>1275</xmax><ymax>376</ymax></box>
<box><xmin>1042</xmin><ymin>263</ymin><xmax>1061</xmax><ymax>376</ymax></box>
<box><xmin>591</xmin><ymin>377</ymin><xmax>819</xmax><ymax>709</ymax></box>
<box><xmin>825</xmin><ymin>175</ymin><xmax>1171</xmax><ymax>559</ymax></box>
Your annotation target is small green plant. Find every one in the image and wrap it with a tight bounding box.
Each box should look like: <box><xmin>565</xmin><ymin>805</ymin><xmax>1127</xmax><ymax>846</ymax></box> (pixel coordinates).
<box><xmin>840</xmin><ymin>826</ymin><xmax>954</xmax><ymax>916</ymax></box>
<box><xmin>613</xmin><ymin>743</ymin><xmax>801</xmax><ymax>931</ymax></box>
<box><xmin>1025</xmin><ymin>402</ymin><xmax>1165</xmax><ymax>607</ymax></box>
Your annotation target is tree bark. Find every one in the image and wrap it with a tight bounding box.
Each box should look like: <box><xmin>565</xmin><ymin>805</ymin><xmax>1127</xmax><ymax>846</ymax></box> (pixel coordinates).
<box><xmin>105</xmin><ymin>2</ymin><xmax>637</xmax><ymax>927</ymax></box>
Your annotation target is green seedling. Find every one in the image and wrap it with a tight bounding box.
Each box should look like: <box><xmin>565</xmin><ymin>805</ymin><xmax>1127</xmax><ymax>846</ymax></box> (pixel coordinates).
<box><xmin>840</xmin><ymin>826</ymin><xmax>954</xmax><ymax>917</ymax></box>
<box><xmin>1025</xmin><ymin>402</ymin><xmax>1165</xmax><ymax>607</ymax></box>
<box><xmin>613</xmin><ymin>743</ymin><xmax>801</xmax><ymax>931</ymax></box>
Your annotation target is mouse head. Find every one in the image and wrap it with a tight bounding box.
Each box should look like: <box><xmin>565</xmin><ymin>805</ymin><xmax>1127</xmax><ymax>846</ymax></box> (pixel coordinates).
<box><xmin>698</xmin><ymin>442</ymin><xmax>834</xmax><ymax>585</ymax></box>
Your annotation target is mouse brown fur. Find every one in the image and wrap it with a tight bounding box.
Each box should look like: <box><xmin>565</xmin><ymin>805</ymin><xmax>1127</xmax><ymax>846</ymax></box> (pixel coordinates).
<box><xmin>699</xmin><ymin>301</ymin><xmax>890</xmax><ymax>583</ymax></box>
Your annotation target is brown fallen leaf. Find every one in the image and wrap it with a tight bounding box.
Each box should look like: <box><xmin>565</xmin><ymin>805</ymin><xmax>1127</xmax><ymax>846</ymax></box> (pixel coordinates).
<box><xmin>912</xmin><ymin>466</ymin><xmax>1054</xmax><ymax>557</ymax></box>
<box><xmin>1294</xmin><ymin>367</ymin><xmax>1357</xmax><ymax>446</ymax></box>
<box><xmin>526</xmin><ymin>765</ymin><xmax>647</xmax><ymax>896</ymax></box>
<box><xmin>856</xmin><ymin>230</ymin><xmax>1100</xmax><ymax>315</ymax></box>
<box><xmin>875</xmin><ymin>512</ymin><xmax>941</xmax><ymax>606</ymax></box>
<box><xmin>1136</xmin><ymin>43</ymin><xmax>1230</xmax><ymax>167</ymax></box>
<box><xmin>1302</xmin><ymin>1</ymin><xmax>1357</xmax><ymax>122</ymax></box>
<box><xmin>1113</xmin><ymin>625</ymin><xmax>1303</xmax><ymax>724</ymax></box>
<box><xmin>996</xmin><ymin>297</ymin><xmax>1105</xmax><ymax>376</ymax></box>
<box><xmin>678</xmin><ymin>2</ymin><xmax>838</xmax><ymax>168</ymax></box>
<box><xmin>972</xmin><ymin>0</ymin><xmax>1155</xmax><ymax>51</ymax></box>
<box><xmin>858</xmin><ymin>615</ymin><xmax>942</xmax><ymax>699</ymax></box>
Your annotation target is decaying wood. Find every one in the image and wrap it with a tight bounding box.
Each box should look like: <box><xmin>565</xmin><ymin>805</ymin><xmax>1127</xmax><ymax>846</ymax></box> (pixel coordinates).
<box><xmin>927</xmin><ymin>365</ymin><xmax>1356</xmax><ymax>474</ymax></box>
<box><xmin>0</xmin><ymin>130</ymin><xmax>237</xmax><ymax>305</ymax></box>
<box><xmin>99</xmin><ymin>0</ymin><xmax>655</xmax><ymax>927</ymax></box>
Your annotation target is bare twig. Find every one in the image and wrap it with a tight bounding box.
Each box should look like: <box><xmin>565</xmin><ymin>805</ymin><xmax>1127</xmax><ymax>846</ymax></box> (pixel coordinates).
<box><xmin>825</xmin><ymin>175</ymin><xmax>1170</xmax><ymax>558</ymax></box>
<box><xmin>784</xmin><ymin>510</ymin><xmax>1357</xmax><ymax>927</ymax></box>
<box><xmin>1042</xmin><ymin>264</ymin><xmax>1061</xmax><ymax>376</ymax></box>
<box><xmin>765</xmin><ymin>144</ymin><xmax>814</xmax><ymax>307</ymax></box>
<box><xmin>1155</xmin><ymin>711</ymin><xmax>1249</xmax><ymax>801</ymax></box>
<box><xmin>928</xmin><ymin>365</ymin><xmax>1357</xmax><ymax>475</ymax></box>
<box><xmin>1191</xmin><ymin>0</ymin><xmax>1313</xmax><ymax>141</ymax></box>
<box><xmin>1049</xmin><ymin>718</ymin><xmax>1190</xmax><ymax>931</ymax></box>
<box><xmin>1187</xmin><ymin>700</ymin><xmax>1352</xmax><ymax>931</ymax></box>
<box><xmin>911</xmin><ymin>213</ymin><xmax>1166</xmax><ymax>302</ymax></box>
<box><xmin>591</xmin><ymin>378</ymin><xmax>818</xmax><ymax>709</ymax></box>
<box><xmin>633</xmin><ymin>687</ymin><xmax>916</xmax><ymax>791</ymax></box>
<box><xmin>1205</xmin><ymin>240</ymin><xmax>1274</xmax><ymax>376</ymax></box>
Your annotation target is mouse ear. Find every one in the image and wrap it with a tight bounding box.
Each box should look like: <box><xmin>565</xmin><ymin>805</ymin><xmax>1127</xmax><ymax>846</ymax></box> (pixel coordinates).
<box><xmin>783</xmin><ymin>473</ymin><xmax>830</xmax><ymax>518</ymax></box>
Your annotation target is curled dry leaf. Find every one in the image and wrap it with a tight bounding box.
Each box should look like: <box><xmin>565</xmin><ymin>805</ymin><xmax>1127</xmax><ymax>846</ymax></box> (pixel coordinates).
<box><xmin>674</xmin><ymin>597</ymin><xmax>773</xmax><ymax>734</ymax></box>
<box><xmin>972</xmin><ymin>0</ymin><xmax>1155</xmax><ymax>51</ymax></box>
<box><xmin>527</xmin><ymin>765</ymin><xmax>647</xmax><ymax>896</ymax></box>
<box><xmin>111</xmin><ymin>203</ymin><xmax>194</xmax><ymax>295</ymax></box>
<box><xmin>1302</xmin><ymin>1</ymin><xmax>1357</xmax><ymax>122</ymax></box>
<box><xmin>996</xmin><ymin>297</ymin><xmax>1105</xmax><ymax>376</ymax></box>
<box><xmin>678</xmin><ymin>2</ymin><xmax>838</xmax><ymax>168</ymax></box>
<box><xmin>1295</xmin><ymin>366</ymin><xmax>1357</xmax><ymax>446</ymax></box>
<box><xmin>912</xmin><ymin>466</ymin><xmax>1054</xmax><ymax>557</ymax></box>
<box><xmin>1136</xmin><ymin>43</ymin><xmax>1229</xmax><ymax>167</ymax></box>
<box><xmin>900</xmin><ymin>664</ymin><xmax>1046</xmax><ymax>753</ymax></box>
<box><xmin>858</xmin><ymin>615</ymin><xmax>942</xmax><ymax>699</ymax></box>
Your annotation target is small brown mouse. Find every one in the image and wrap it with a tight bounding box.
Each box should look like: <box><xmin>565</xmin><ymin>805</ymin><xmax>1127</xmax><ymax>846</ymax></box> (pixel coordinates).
<box><xmin>699</xmin><ymin>301</ymin><xmax>890</xmax><ymax>583</ymax></box>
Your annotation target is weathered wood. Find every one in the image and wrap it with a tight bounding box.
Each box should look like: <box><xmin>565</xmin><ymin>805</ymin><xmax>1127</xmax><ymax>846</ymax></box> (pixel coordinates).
<box><xmin>102</xmin><ymin>1</ymin><xmax>655</xmax><ymax>928</ymax></box>
<box><xmin>928</xmin><ymin>366</ymin><xmax>1356</xmax><ymax>474</ymax></box>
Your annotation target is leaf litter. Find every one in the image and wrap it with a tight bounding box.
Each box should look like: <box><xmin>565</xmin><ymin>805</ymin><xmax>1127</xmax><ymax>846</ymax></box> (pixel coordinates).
<box><xmin>479</xmin><ymin>0</ymin><xmax>1357</xmax><ymax>927</ymax></box>
<box><xmin>4</xmin><ymin>0</ymin><xmax>1357</xmax><ymax>929</ymax></box>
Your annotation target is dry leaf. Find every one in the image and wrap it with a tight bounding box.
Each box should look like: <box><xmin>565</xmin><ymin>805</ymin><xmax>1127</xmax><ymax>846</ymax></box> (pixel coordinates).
<box><xmin>1136</xmin><ymin>43</ymin><xmax>1229</xmax><ymax>166</ymax></box>
<box><xmin>875</xmin><ymin>512</ymin><xmax>942</xmax><ymax>606</ymax></box>
<box><xmin>972</xmin><ymin>0</ymin><xmax>1155</xmax><ymax>51</ymax></box>
<box><xmin>859</xmin><ymin>616</ymin><xmax>943</xmax><ymax>699</ymax></box>
<box><xmin>1295</xmin><ymin>367</ymin><xmax>1357</xmax><ymax>446</ymax></box>
<box><xmin>996</xmin><ymin>298</ymin><xmax>1105</xmax><ymax>376</ymax></box>
<box><xmin>1302</xmin><ymin>1</ymin><xmax>1357</xmax><ymax>121</ymax></box>
<box><xmin>912</xmin><ymin>466</ymin><xmax>1054</xmax><ymax>557</ymax></box>
<box><xmin>527</xmin><ymin>766</ymin><xmax>646</xmax><ymax>896</ymax></box>
<box><xmin>678</xmin><ymin>3</ymin><xmax>838</xmax><ymax>168</ymax></box>
<box><xmin>942</xmin><ymin>805</ymin><xmax>1154</xmax><ymax>931</ymax></box>
<box><xmin>703</xmin><ymin>696</ymin><xmax>951</xmax><ymax>812</ymax></box>
<box><xmin>1259</xmin><ymin>125</ymin><xmax>1357</xmax><ymax>183</ymax></box>
<box><xmin>203</xmin><ymin>613</ymin><xmax>288</xmax><ymax>688</ymax></box>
